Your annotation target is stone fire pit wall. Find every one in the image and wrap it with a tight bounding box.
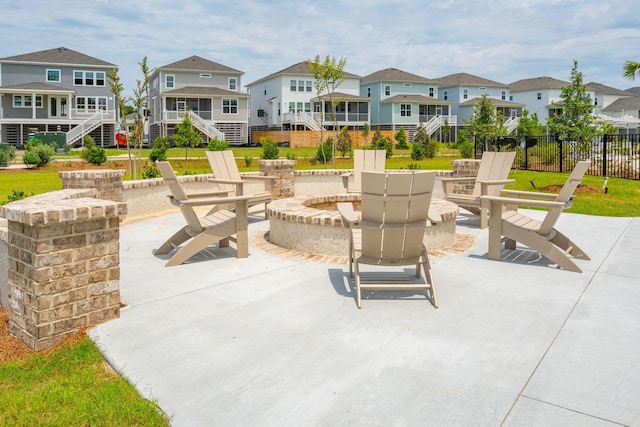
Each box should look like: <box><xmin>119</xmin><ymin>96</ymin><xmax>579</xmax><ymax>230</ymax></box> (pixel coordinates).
<box><xmin>0</xmin><ymin>188</ymin><xmax>126</xmax><ymax>351</ymax></box>
<box><xmin>449</xmin><ymin>159</ymin><xmax>482</xmax><ymax>195</ymax></box>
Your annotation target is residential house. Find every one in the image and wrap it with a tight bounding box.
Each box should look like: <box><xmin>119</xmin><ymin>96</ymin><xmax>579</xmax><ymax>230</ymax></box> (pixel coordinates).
<box><xmin>360</xmin><ymin>68</ymin><xmax>453</xmax><ymax>140</ymax></box>
<box><xmin>509</xmin><ymin>76</ymin><xmax>596</xmax><ymax>125</ymax></box>
<box><xmin>148</xmin><ymin>55</ymin><xmax>248</xmax><ymax>145</ymax></box>
<box><xmin>246</xmin><ymin>61</ymin><xmax>367</xmax><ymax>137</ymax></box>
<box><xmin>587</xmin><ymin>82</ymin><xmax>633</xmax><ymax>114</ymax></box>
<box><xmin>0</xmin><ymin>47</ymin><xmax>117</xmax><ymax>147</ymax></box>
<box><xmin>438</xmin><ymin>72</ymin><xmax>523</xmax><ymax>134</ymax></box>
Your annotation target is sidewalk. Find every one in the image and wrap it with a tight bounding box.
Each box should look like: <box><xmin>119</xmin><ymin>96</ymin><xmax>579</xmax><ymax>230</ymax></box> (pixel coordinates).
<box><xmin>89</xmin><ymin>211</ymin><xmax>640</xmax><ymax>426</ymax></box>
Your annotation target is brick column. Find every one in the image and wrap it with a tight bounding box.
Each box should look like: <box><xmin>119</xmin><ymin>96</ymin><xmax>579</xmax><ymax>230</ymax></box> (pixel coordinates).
<box><xmin>258</xmin><ymin>159</ymin><xmax>295</xmax><ymax>200</ymax></box>
<box><xmin>450</xmin><ymin>159</ymin><xmax>481</xmax><ymax>195</ymax></box>
<box><xmin>59</xmin><ymin>170</ymin><xmax>126</xmax><ymax>202</ymax></box>
<box><xmin>0</xmin><ymin>190</ymin><xmax>126</xmax><ymax>351</ymax></box>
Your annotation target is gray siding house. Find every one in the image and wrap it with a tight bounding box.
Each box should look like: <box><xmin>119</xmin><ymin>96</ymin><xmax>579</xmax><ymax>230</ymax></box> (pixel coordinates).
<box><xmin>360</xmin><ymin>68</ymin><xmax>452</xmax><ymax>140</ymax></box>
<box><xmin>147</xmin><ymin>55</ymin><xmax>248</xmax><ymax>145</ymax></box>
<box><xmin>0</xmin><ymin>47</ymin><xmax>118</xmax><ymax>147</ymax></box>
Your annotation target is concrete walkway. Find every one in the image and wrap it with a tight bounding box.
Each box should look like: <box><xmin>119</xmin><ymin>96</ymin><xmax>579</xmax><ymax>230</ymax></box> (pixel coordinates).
<box><xmin>89</xmin><ymin>210</ymin><xmax>640</xmax><ymax>426</ymax></box>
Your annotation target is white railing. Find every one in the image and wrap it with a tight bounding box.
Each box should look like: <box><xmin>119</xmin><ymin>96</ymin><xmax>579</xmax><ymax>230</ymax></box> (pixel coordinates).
<box><xmin>422</xmin><ymin>115</ymin><xmax>457</xmax><ymax>136</ymax></box>
<box><xmin>283</xmin><ymin>112</ymin><xmax>322</xmax><ymax>131</ymax></box>
<box><xmin>504</xmin><ymin>116</ymin><xmax>520</xmax><ymax>134</ymax></box>
<box><xmin>66</xmin><ymin>111</ymin><xmax>106</xmax><ymax>145</ymax></box>
<box><xmin>190</xmin><ymin>112</ymin><xmax>224</xmax><ymax>140</ymax></box>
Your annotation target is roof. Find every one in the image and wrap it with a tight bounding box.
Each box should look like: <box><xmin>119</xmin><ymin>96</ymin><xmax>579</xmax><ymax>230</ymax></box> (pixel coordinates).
<box><xmin>380</xmin><ymin>94</ymin><xmax>452</xmax><ymax>105</ymax></box>
<box><xmin>311</xmin><ymin>91</ymin><xmax>369</xmax><ymax>102</ymax></box>
<box><xmin>459</xmin><ymin>97</ymin><xmax>525</xmax><ymax>108</ymax></box>
<box><xmin>435</xmin><ymin>72</ymin><xmax>507</xmax><ymax>88</ymax></box>
<box><xmin>0</xmin><ymin>47</ymin><xmax>116</xmax><ymax>67</ymax></box>
<box><xmin>625</xmin><ymin>87</ymin><xmax>640</xmax><ymax>95</ymax></box>
<box><xmin>509</xmin><ymin>76</ymin><xmax>569</xmax><ymax>92</ymax></box>
<box><xmin>246</xmin><ymin>61</ymin><xmax>360</xmax><ymax>86</ymax></box>
<box><xmin>360</xmin><ymin>68</ymin><xmax>436</xmax><ymax>84</ymax></box>
<box><xmin>586</xmin><ymin>82</ymin><xmax>631</xmax><ymax>97</ymax></box>
<box><xmin>602</xmin><ymin>96</ymin><xmax>640</xmax><ymax>112</ymax></box>
<box><xmin>161</xmin><ymin>86</ymin><xmax>248</xmax><ymax>98</ymax></box>
<box><xmin>157</xmin><ymin>55</ymin><xmax>242</xmax><ymax>74</ymax></box>
<box><xmin>0</xmin><ymin>82</ymin><xmax>75</xmax><ymax>94</ymax></box>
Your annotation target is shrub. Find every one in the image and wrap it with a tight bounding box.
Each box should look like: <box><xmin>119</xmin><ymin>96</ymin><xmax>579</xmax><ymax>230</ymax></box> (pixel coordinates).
<box><xmin>86</xmin><ymin>146</ymin><xmax>107</xmax><ymax>165</ymax></box>
<box><xmin>425</xmin><ymin>139</ymin><xmax>438</xmax><ymax>159</ymax></box>
<box><xmin>207</xmin><ymin>137</ymin><xmax>228</xmax><ymax>151</ymax></box>
<box><xmin>315</xmin><ymin>138</ymin><xmax>333</xmax><ymax>163</ymax></box>
<box><xmin>336</xmin><ymin>126</ymin><xmax>352</xmax><ymax>158</ymax></box>
<box><xmin>407</xmin><ymin>163</ymin><xmax>421</xmax><ymax>170</ymax></box>
<box><xmin>458</xmin><ymin>140</ymin><xmax>474</xmax><ymax>159</ymax></box>
<box><xmin>244</xmin><ymin>156</ymin><xmax>253</xmax><ymax>167</ymax></box>
<box><xmin>260</xmin><ymin>137</ymin><xmax>279</xmax><ymax>159</ymax></box>
<box><xmin>149</xmin><ymin>137</ymin><xmax>170</xmax><ymax>162</ymax></box>
<box><xmin>141</xmin><ymin>164</ymin><xmax>162</xmax><ymax>179</ymax></box>
<box><xmin>410</xmin><ymin>143</ymin><xmax>425</xmax><ymax>160</ymax></box>
<box><xmin>394</xmin><ymin>127</ymin><xmax>409</xmax><ymax>149</ymax></box>
<box><xmin>23</xmin><ymin>138</ymin><xmax>55</xmax><ymax>167</ymax></box>
<box><xmin>0</xmin><ymin>150</ymin><xmax>9</xmax><ymax>167</ymax></box>
<box><xmin>285</xmin><ymin>152</ymin><xmax>296</xmax><ymax>160</ymax></box>
<box><xmin>1</xmin><ymin>189</ymin><xmax>32</xmax><ymax>205</ymax></box>
<box><xmin>372</xmin><ymin>136</ymin><xmax>393</xmax><ymax>158</ymax></box>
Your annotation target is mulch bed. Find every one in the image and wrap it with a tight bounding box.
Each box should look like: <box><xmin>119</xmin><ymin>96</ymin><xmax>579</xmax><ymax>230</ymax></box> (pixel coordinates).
<box><xmin>542</xmin><ymin>184</ymin><xmax>604</xmax><ymax>194</ymax></box>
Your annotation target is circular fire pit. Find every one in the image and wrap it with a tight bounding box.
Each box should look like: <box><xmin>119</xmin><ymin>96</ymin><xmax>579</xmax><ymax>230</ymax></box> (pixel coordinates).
<box><xmin>266</xmin><ymin>194</ymin><xmax>458</xmax><ymax>257</ymax></box>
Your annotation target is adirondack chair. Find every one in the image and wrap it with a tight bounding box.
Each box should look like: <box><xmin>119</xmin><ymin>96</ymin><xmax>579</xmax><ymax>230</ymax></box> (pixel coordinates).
<box><xmin>482</xmin><ymin>160</ymin><xmax>591</xmax><ymax>272</ymax></box>
<box><xmin>441</xmin><ymin>151</ymin><xmax>516</xmax><ymax>228</ymax></box>
<box><xmin>337</xmin><ymin>170</ymin><xmax>438</xmax><ymax>308</ymax></box>
<box><xmin>206</xmin><ymin>150</ymin><xmax>274</xmax><ymax>217</ymax></box>
<box><xmin>155</xmin><ymin>161</ymin><xmax>254</xmax><ymax>266</ymax></box>
<box><xmin>341</xmin><ymin>149</ymin><xmax>386</xmax><ymax>193</ymax></box>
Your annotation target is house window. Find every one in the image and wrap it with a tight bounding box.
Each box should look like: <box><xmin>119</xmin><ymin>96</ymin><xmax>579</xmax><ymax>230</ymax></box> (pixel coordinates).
<box><xmin>289</xmin><ymin>102</ymin><xmax>295</xmax><ymax>112</ymax></box>
<box><xmin>306</xmin><ymin>81</ymin><xmax>312</xmax><ymax>92</ymax></box>
<box><xmin>296</xmin><ymin>102</ymin><xmax>303</xmax><ymax>113</ymax></box>
<box><xmin>501</xmin><ymin>90</ymin><xmax>506</xmax><ymax>100</ymax></box>
<box><xmin>367</xmin><ymin>87</ymin><xmax>371</xmax><ymax>98</ymax></box>
<box><xmin>12</xmin><ymin>95</ymin><xmax>42</xmax><ymax>108</ymax></box>
<box><xmin>304</xmin><ymin>102</ymin><xmax>311</xmax><ymax>112</ymax></box>
<box><xmin>73</xmin><ymin>70</ymin><xmax>106</xmax><ymax>86</ymax></box>
<box><xmin>12</xmin><ymin>96</ymin><xmax>22</xmax><ymax>107</ymax></box>
<box><xmin>166</xmin><ymin>74</ymin><xmax>175</xmax><ymax>89</ymax></box>
<box><xmin>229</xmin><ymin>77</ymin><xmax>237</xmax><ymax>91</ymax></box>
<box><xmin>47</xmin><ymin>69</ymin><xmax>61</xmax><ymax>82</ymax></box>
<box><xmin>76</xmin><ymin>96</ymin><xmax>107</xmax><ymax>112</ymax></box>
<box><xmin>403</xmin><ymin>83</ymin><xmax>412</xmax><ymax>87</ymax></box>
<box><xmin>479</xmin><ymin>87</ymin><xmax>486</xmax><ymax>91</ymax></box>
<box><xmin>77</xmin><ymin>97</ymin><xmax>86</xmax><ymax>110</ymax></box>
<box><xmin>537</xmin><ymin>92</ymin><xmax>542</xmax><ymax>100</ymax></box>
<box><xmin>463</xmin><ymin>89</ymin><xmax>468</xmax><ymax>99</ymax></box>
<box><xmin>87</xmin><ymin>97</ymin><xmax>97</xmax><ymax>110</ymax></box>
<box><xmin>290</xmin><ymin>80</ymin><xmax>296</xmax><ymax>91</ymax></box>
<box><xmin>384</xmin><ymin>85</ymin><xmax>390</xmax><ymax>96</ymax></box>
<box><xmin>98</xmin><ymin>98</ymin><xmax>107</xmax><ymax>110</ymax></box>
<box><xmin>429</xmin><ymin>87</ymin><xmax>434</xmax><ymax>97</ymax></box>
<box><xmin>298</xmin><ymin>80</ymin><xmax>304</xmax><ymax>92</ymax></box>
<box><xmin>400</xmin><ymin>104</ymin><xmax>411</xmax><ymax>117</ymax></box>
<box><xmin>443</xmin><ymin>90</ymin><xmax>448</xmax><ymax>100</ymax></box>
<box><xmin>200</xmin><ymin>73</ymin><xmax>212</xmax><ymax>78</ymax></box>
<box><xmin>222</xmin><ymin>98</ymin><xmax>238</xmax><ymax>114</ymax></box>
<box><xmin>595</xmin><ymin>97</ymin><xmax>599</xmax><ymax>106</ymax></box>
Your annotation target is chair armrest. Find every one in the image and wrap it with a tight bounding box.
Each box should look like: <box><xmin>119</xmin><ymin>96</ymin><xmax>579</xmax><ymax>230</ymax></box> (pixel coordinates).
<box><xmin>240</xmin><ymin>175</ymin><xmax>276</xmax><ymax>191</ymax></box>
<box><xmin>341</xmin><ymin>171</ymin><xmax>353</xmax><ymax>189</ymax></box>
<box><xmin>337</xmin><ymin>202</ymin><xmax>358</xmax><ymax>227</ymax></box>
<box><xmin>500</xmin><ymin>189</ymin><xmax>558</xmax><ymax>200</ymax></box>
<box><xmin>207</xmin><ymin>177</ymin><xmax>244</xmax><ymax>185</ymax></box>
<box><xmin>478</xmin><ymin>179</ymin><xmax>516</xmax><ymax>195</ymax></box>
<box><xmin>440</xmin><ymin>176</ymin><xmax>475</xmax><ymax>194</ymax></box>
<box><xmin>185</xmin><ymin>189</ymin><xmax>232</xmax><ymax>198</ymax></box>
<box><xmin>481</xmin><ymin>195</ymin><xmax>566</xmax><ymax>210</ymax></box>
<box><xmin>175</xmin><ymin>194</ymin><xmax>255</xmax><ymax>207</ymax></box>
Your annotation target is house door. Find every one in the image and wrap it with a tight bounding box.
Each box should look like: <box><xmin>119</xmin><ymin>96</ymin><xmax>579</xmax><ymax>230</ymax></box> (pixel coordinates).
<box><xmin>49</xmin><ymin>97</ymin><xmax>68</xmax><ymax>118</ymax></box>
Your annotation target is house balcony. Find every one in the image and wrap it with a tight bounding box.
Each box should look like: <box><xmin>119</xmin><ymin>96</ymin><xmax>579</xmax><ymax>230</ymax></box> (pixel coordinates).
<box><xmin>0</xmin><ymin>108</ymin><xmax>116</xmax><ymax>124</ymax></box>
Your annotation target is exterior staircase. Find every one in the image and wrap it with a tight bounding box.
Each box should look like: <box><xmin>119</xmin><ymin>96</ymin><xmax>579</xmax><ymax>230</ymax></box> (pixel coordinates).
<box><xmin>504</xmin><ymin>116</ymin><xmax>520</xmax><ymax>134</ymax></box>
<box><xmin>66</xmin><ymin>111</ymin><xmax>105</xmax><ymax>145</ymax></box>
<box><xmin>190</xmin><ymin>112</ymin><xmax>225</xmax><ymax>140</ymax></box>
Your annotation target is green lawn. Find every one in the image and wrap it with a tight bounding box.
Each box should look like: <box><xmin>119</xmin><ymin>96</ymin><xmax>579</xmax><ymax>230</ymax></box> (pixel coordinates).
<box><xmin>0</xmin><ymin>336</ymin><xmax>169</xmax><ymax>426</ymax></box>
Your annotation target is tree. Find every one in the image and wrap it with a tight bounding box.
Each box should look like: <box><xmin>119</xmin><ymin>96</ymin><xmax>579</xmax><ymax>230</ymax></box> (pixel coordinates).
<box><xmin>464</xmin><ymin>94</ymin><xmax>506</xmax><ymax>151</ymax></box>
<box><xmin>129</xmin><ymin>56</ymin><xmax>153</xmax><ymax>178</ymax></box>
<box><xmin>623</xmin><ymin>60</ymin><xmax>640</xmax><ymax>80</ymax></box>
<box><xmin>173</xmin><ymin>109</ymin><xmax>203</xmax><ymax>160</ymax></box>
<box><xmin>361</xmin><ymin>123</ymin><xmax>370</xmax><ymax>146</ymax></box>
<box><xmin>546</xmin><ymin>60</ymin><xmax>597</xmax><ymax>156</ymax></box>
<box><xmin>307</xmin><ymin>54</ymin><xmax>347</xmax><ymax>168</ymax></box>
<box><xmin>394</xmin><ymin>127</ymin><xmax>408</xmax><ymax>149</ymax></box>
<box><xmin>336</xmin><ymin>126</ymin><xmax>352</xmax><ymax>158</ymax></box>
<box><xmin>441</xmin><ymin>119</ymin><xmax>451</xmax><ymax>144</ymax></box>
<box><xmin>515</xmin><ymin>109</ymin><xmax>544</xmax><ymax>140</ymax></box>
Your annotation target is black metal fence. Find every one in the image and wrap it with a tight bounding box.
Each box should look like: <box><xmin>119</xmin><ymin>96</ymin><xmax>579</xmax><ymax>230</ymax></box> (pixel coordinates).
<box><xmin>477</xmin><ymin>134</ymin><xmax>640</xmax><ymax>180</ymax></box>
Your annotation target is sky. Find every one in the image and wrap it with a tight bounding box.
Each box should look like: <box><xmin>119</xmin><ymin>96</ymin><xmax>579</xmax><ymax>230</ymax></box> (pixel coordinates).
<box><xmin>1</xmin><ymin>0</ymin><xmax>639</xmax><ymax>98</ymax></box>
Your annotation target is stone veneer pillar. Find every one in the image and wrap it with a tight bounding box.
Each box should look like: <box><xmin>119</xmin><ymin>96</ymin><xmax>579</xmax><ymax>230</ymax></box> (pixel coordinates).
<box><xmin>0</xmin><ymin>189</ymin><xmax>126</xmax><ymax>351</ymax></box>
<box><xmin>258</xmin><ymin>159</ymin><xmax>296</xmax><ymax>200</ymax></box>
<box><xmin>449</xmin><ymin>159</ymin><xmax>482</xmax><ymax>195</ymax></box>
<box><xmin>59</xmin><ymin>169</ymin><xmax>126</xmax><ymax>202</ymax></box>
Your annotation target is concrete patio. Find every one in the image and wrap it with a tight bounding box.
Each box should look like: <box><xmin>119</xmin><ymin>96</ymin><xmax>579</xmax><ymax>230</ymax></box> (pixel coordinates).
<box><xmin>89</xmin><ymin>209</ymin><xmax>640</xmax><ymax>426</ymax></box>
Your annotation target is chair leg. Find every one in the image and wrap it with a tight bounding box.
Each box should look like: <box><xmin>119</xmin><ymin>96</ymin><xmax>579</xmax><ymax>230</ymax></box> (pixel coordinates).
<box><xmin>508</xmin><ymin>229</ymin><xmax>583</xmax><ymax>273</ymax></box>
<box><xmin>421</xmin><ymin>252</ymin><xmax>438</xmax><ymax>308</ymax></box>
<box><xmin>156</xmin><ymin>227</ymin><xmax>191</xmax><ymax>255</ymax></box>
<box><xmin>354</xmin><ymin>259</ymin><xmax>362</xmax><ymax>309</ymax></box>
<box><xmin>550</xmin><ymin>230</ymin><xmax>590</xmax><ymax>260</ymax></box>
<box><xmin>165</xmin><ymin>233</ymin><xmax>221</xmax><ymax>267</ymax></box>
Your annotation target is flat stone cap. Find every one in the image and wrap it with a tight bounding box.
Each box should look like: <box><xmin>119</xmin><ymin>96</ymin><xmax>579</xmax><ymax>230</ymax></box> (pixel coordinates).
<box><xmin>0</xmin><ymin>189</ymin><xmax>127</xmax><ymax>226</ymax></box>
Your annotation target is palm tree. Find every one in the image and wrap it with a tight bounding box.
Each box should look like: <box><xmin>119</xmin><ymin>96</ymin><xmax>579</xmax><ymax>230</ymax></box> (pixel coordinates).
<box><xmin>623</xmin><ymin>60</ymin><xmax>640</xmax><ymax>80</ymax></box>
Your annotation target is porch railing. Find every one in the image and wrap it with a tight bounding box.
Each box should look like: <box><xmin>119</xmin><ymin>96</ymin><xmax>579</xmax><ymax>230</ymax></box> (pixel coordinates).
<box><xmin>65</xmin><ymin>110</ymin><xmax>112</xmax><ymax>145</ymax></box>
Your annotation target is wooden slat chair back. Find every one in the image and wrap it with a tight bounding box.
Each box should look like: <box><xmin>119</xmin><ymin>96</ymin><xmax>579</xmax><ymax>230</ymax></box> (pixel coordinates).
<box><xmin>338</xmin><ymin>170</ymin><xmax>438</xmax><ymax>308</ymax></box>
<box><xmin>470</xmin><ymin>151</ymin><xmax>516</xmax><ymax>198</ymax></box>
<box><xmin>342</xmin><ymin>149</ymin><xmax>386</xmax><ymax>193</ymax></box>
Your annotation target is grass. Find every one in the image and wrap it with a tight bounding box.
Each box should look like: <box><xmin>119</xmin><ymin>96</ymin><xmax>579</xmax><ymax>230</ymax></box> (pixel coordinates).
<box><xmin>0</xmin><ymin>334</ymin><xmax>169</xmax><ymax>426</ymax></box>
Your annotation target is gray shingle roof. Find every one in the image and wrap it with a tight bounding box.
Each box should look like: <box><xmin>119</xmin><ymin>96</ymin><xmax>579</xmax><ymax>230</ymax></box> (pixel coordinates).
<box><xmin>625</xmin><ymin>87</ymin><xmax>640</xmax><ymax>95</ymax></box>
<box><xmin>0</xmin><ymin>82</ymin><xmax>75</xmax><ymax>93</ymax></box>
<box><xmin>435</xmin><ymin>72</ymin><xmax>507</xmax><ymax>88</ymax></box>
<box><xmin>360</xmin><ymin>68</ymin><xmax>435</xmax><ymax>84</ymax></box>
<box><xmin>509</xmin><ymin>76</ymin><xmax>569</xmax><ymax>92</ymax></box>
<box><xmin>0</xmin><ymin>47</ymin><xmax>115</xmax><ymax>67</ymax></box>
<box><xmin>380</xmin><ymin>94</ymin><xmax>452</xmax><ymax>105</ymax></box>
<box><xmin>602</xmin><ymin>96</ymin><xmax>640</xmax><ymax>112</ymax></box>
<box><xmin>459</xmin><ymin>97</ymin><xmax>525</xmax><ymax>108</ymax></box>
<box><xmin>586</xmin><ymin>82</ymin><xmax>631</xmax><ymax>97</ymax></box>
<box><xmin>247</xmin><ymin>61</ymin><xmax>359</xmax><ymax>86</ymax></box>
<box><xmin>158</xmin><ymin>55</ymin><xmax>242</xmax><ymax>74</ymax></box>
